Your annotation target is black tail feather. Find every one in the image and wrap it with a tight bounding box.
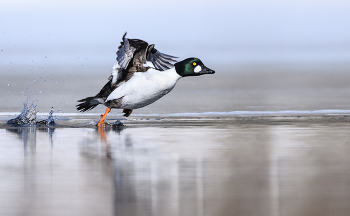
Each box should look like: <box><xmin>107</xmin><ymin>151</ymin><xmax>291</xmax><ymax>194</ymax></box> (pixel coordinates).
<box><xmin>76</xmin><ymin>96</ymin><xmax>99</xmax><ymax>112</ymax></box>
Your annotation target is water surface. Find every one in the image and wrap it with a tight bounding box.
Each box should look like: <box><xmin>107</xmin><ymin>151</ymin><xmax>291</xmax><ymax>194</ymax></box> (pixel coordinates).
<box><xmin>1</xmin><ymin>122</ymin><xmax>350</xmax><ymax>216</ymax></box>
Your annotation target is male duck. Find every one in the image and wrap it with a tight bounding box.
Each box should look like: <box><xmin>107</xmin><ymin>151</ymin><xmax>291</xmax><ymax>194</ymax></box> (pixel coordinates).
<box><xmin>77</xmin><ymin>32</ymin><xmax>177</xmax><ymax>116</ymax></box>
<box><xmin>76</xmin><ymin>35</ymin><xmax>215</xmax><ymax>126</ymax></box>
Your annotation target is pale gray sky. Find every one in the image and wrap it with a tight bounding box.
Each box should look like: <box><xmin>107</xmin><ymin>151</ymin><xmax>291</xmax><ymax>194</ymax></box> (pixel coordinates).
<box><xmin>1</xmin><ymin>0</ymin><xmax>350</xmax><ymax>70</ymax></box>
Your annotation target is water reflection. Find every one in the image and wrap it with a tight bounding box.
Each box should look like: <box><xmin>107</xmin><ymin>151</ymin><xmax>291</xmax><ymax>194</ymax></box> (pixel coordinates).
<box><xmin>1</xmin><ymin>127</ymin><xmax>114</xmax><ymax>216</ymax></box>
<box><xmin>106</xmin><ymin>126</ymin><xmax>273</xmax><ymax>216</ymax></box>
<box><xmin>1</xmin><ymin>124</ymin><xmax>350</xmax><ymax>216</ymax></box>
<box><xmin>101</xmin><ymin>125</ymin><xmax>350</xmax><ymax>216</ymax></box>
<box><xmin>6</xmin><ymin>127</ymin><xmax>55</xmax><ymax>154</ymax></box>
<box><xmin>7</xmin><ymin>127</ymin><xmax>37</xmax><ymax>154</ymax></box>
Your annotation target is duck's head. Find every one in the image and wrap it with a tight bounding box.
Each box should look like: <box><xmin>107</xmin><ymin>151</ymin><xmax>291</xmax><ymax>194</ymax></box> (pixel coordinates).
<box><xmin>174</xmin><ymin>58</ymin><xmax>215</xmax><ymax>77</ymax></box>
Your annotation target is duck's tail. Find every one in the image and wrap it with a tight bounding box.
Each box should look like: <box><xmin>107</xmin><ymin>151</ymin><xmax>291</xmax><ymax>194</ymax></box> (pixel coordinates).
<box><xmin>76</xmin><ymin>96</ymin><xmax>104</xmax><ymax>112</ymax></box>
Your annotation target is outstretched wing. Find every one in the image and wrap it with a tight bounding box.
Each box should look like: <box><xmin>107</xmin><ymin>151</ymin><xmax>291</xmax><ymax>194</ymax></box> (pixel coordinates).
<box><xmin>112</xmin><ymin>32</ymin><xmax>149</xmax><ymax>84</ymax></box>
<box><xmin>147</xmin><ymin>44</ymin><xmax>178</xmax><ymax>71</ymax></box>
<box><xmin>112</xmin><ymin>32</ymin><xmax>177</xmax><ymax>85</ymax></box>
<box><xmin>116</xmin><ymin>32</ymin><xmax>137</xmax><ymax>69</ymax></box>
<box><xmin>116</xmin><ymin>32</ymin><xmax>149</xmax><ymax>69</ymax></box>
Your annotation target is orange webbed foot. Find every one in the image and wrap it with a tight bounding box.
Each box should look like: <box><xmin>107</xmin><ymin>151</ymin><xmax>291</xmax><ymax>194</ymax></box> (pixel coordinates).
<box><xmin>97</xmin><ymin>107</ymin><xmax>111</xmax><ymax>127</ymax></box>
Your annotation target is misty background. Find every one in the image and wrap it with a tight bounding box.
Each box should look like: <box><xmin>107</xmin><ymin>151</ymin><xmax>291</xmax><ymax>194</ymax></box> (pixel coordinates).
<box><xmin>1</xmin><ymin>0</ymin><xmax>350</xmax><ymax>114</ymax></box>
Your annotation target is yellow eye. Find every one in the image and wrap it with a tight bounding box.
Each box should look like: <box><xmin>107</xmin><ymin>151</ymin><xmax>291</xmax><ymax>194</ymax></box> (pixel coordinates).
<box><xmin>193</xmin><ymin>62</ymin><xmax>196</xmax><ymax>66</ymax></box>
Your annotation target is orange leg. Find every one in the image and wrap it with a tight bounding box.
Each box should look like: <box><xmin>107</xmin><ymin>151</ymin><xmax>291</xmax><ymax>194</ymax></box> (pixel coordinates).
<box><xmin>123</xmin><ymin>109</ymin><xmax>133</xmax><ymax>117</ymax></box>
<box><xmin>97</xmin><ymin>107</ymin><xmax>111</xmax><ymax>126</ymax></box>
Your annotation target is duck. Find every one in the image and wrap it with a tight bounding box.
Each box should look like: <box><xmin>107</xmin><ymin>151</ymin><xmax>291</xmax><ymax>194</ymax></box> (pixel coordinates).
<box><xmin>77</xmin><ymin>36</ymin><xmax>215</xmax><ymax>126</ymax></box>
<box><xmin>76</xmin><ymin>33</ymin><xmax>177</xmax><ymax>115</ymax></box>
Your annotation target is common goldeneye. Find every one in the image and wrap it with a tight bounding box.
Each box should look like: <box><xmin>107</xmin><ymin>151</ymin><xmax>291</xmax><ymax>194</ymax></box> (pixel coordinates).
<box><xmin>77</xmin><ymin>37</ymin><xmax>215</xmax><ymax>126</ymax></box>
<box><xmin>76</xmin><ymin>33</ymin><xmax>177</xmax><ymax>116</ymax></box>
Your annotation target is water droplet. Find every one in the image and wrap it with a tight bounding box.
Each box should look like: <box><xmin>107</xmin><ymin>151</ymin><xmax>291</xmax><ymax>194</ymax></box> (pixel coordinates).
<box><xmin>7</xmin><ymin>84</ymin><xmax>11</xmax><ymax>87</ymax></box>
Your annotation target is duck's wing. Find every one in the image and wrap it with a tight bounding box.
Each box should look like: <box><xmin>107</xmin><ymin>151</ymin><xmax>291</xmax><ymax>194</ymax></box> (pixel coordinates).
<box><xmin>116</xmin><ymin>32</ymin><xmax>148</xmax><ymax>69</ymax></box>
<box><xmin>111</xmin><ymin>32</ymin><xmax>149</xmax><ymax>84</ymax></box>
<box><xmin>146</xmin><ymin>44</ymin><xmax>178</xmax><ymax>71</ymax></box>
<box><xmin>111</xmin><ymin>32</ymin><xmax>177</xmax><ymax>86</ymax></box>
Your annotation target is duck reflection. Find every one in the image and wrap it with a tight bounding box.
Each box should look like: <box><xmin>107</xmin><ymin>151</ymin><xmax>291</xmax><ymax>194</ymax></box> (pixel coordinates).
<box><xmin>113</xmin><ymin>151</ymin><xmax>206</xmax><ymax>216</ymax></box>
<box><xmin>97</xmin><ymin>126</ymin><xmax>123</xmax><ymax>160</ymax></box>
<box><xmin>106</xmin><ymin>126</ymin><xmax>274</xmax><ymax>216</ymax></box>
<box><xmin>103</xmin><ymin>128</ymin><xmax>209</xmax><ymax>216</ymax></box>
<box><xmin>94</xmin><ymin>126</ymin><xmax>156</xmax><ymax>215</ymax></box>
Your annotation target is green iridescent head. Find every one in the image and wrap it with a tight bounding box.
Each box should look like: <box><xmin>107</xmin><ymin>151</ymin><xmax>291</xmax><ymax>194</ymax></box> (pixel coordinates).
<box><xmin>174</xmin><ymin>58</ymin><xmax>215</xmax><ymax>77</ymax></box>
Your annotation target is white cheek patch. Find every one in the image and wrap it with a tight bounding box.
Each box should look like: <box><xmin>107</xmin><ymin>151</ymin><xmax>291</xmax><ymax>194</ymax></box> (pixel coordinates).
<box><xmin>194</xmin><ymin>65</ymin><xmax>202</xmax><ymax>73</ymax></box>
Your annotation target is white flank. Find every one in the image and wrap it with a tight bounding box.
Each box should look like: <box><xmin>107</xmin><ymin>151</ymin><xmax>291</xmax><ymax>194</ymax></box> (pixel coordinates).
<box><xmin>106</xmin><ymin>68</ymin><xmax>182</xmax><ymax>109</ymax></box>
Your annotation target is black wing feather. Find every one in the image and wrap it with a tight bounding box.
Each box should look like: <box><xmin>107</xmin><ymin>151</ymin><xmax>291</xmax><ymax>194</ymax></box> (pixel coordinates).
<box><xmin>147</xmin><ymin>47</ymin><xmax>178</xmax><ymax>71</ymax></box>
<box><xmin>116</xmin><ymin>33</ymin><xmax>136</xmax><ymax>69</ymax></box>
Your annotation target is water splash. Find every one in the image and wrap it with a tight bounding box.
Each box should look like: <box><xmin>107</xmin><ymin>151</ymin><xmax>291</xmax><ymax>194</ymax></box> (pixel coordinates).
<box><xmin>7</xmin><ymin>102</ymin><xmax>57</xmax><ymax>126</ymax></box>
<box><xmin>7</xmin><ymin>101</ymin><xmax>37</xmax><ymax>126</ymax></box>
<box><xmin>37</xmin><ymin>107</ymin><xmax>57</xmax><ymax>126</ymax></box>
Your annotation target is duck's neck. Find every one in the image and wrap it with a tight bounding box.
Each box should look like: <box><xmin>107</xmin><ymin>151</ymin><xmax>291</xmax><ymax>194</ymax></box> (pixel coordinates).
<box><xmin>166</xmin><ymin>67</ymin><xmax>182</xmax><ymax>81</ymax></box>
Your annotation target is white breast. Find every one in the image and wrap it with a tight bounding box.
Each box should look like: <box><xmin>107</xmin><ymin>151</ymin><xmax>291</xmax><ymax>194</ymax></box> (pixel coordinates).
<box><xmin>106</xmin><ymin>68</ymin><xmax>181</xmax><ymax>109</ymax></box>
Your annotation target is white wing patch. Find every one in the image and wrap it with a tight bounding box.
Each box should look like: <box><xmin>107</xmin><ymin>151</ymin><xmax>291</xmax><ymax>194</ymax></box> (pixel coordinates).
<box><xmin>194</xmin><ymin>65</ymin><xmax>202</xmax><ymax>73</ymax></box>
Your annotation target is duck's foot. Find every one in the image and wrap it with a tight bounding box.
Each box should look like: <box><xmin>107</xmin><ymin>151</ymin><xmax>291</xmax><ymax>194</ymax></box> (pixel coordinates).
<box><xmin>97</xmin><ymin>121</ymin><xmax>112</xmax><ymax>127</ymax></box>
<box><xmin>97</xmin><ymin>107</ymin><xmax>111</xmax><ymax>127</ymax></box>
<box><xmin>123</xmin><ymin>109</ymin><xmax>133</xmax><ymax>117</ymax></box>
<box><xmin>97</xmin><ymin>118</ymin><xmax>107</xmax><ymax>127</ymax></box>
